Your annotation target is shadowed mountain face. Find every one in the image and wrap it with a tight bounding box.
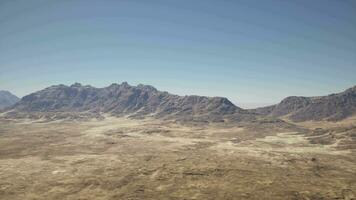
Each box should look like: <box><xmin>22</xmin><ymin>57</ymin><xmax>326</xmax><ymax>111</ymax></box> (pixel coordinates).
<box><xmin>9</xmin><ymin>82</ymin><xmax>249</xmax><ymax>122</ymax></box>
<box><xmin>253</xmin><ymin>86</ymin><xmax>356</xmax><ymax>122</ymax></box>
<box><xmin>0</xmin><ymin>90</ymin><xmax>19</xmax><ymax>109</ymax></box>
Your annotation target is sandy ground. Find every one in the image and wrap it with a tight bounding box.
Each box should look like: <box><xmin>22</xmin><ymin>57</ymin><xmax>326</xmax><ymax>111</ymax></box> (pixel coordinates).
<box><xmin>0</xmin><ymin>116</ymin><xmax>355</xmax><ymax>200</ymax></box>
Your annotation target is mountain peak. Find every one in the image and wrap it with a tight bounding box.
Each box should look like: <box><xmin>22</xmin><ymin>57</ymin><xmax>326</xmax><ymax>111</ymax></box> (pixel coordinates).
<box><xmin>137</xmin><ymin>84</ymin><xmax>158</xmax><ymax>92</ymax></box>
<box><xmin>0</xmin><ymin>90</ymin><xmax>12</xmax><ymax>95</ymax></box>
<box><xmin>70</xmin><ymin>82</ymin><xmax>82</xmax><ymax>87</ymax></box>
<box><xmin>120</xmin><ymin>81</ymin><xmax>130</xmax><ymax>87</ymax></box>
<box><xmin>345</xmin><ymin>85</ymin><xmax>356</xmax><ymax>93</ymax></box>
<box><xmin>0</xmin><ymin>90</ymin><xmax>20</xmax><ymax>109</ymax></box>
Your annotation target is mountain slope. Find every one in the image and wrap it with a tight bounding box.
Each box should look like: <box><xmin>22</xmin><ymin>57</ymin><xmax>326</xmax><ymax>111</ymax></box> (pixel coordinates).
<box><xmin>8</xmin><ymin>82</ymin><xmax>250</xmax><ymax>122</ymax></box>
<box><xmin>253</xmin><ymin>86</ymin><xmax>356</xmax><ymax>121</ymax></box>
<box><xmin>0</xmin><ymin>90</ymin><xmax>20</xmax><ymax>109</ymax></box>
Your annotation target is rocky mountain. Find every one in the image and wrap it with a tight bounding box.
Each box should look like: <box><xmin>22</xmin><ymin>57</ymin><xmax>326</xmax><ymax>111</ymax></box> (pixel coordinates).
<box><xmin>253</xmin><ymin>85</ymin><xmax>356</xmax><ymax>122</ymax></box>
<box><xmin>0</xmin><ymin>90</ymin><xmax>20</xmax><ymax>109</ymax></box>
<box><xmin>7</xmin><ymin>82</ymin><xmax>252</xmax><ymax>122</ymax></box>
<box><xmin>8</xmin><ymin>82</ymin><xmax>355</xmax><ymax>122</ymax></box>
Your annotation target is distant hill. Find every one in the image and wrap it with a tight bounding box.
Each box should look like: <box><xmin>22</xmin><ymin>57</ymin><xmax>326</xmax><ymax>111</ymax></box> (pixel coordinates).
<box><xmin>0</xmin><ymin>90</ymin><xmax>19</xmax><ymax>109</ymax></box>
<box><xmin>253</xmin><ymin>86</ymin><xmax>356</xmax><ymax>121</ymax></box>
<box><xmin>7</xmin><ymin>82</ymin><xmax>253</xmax><ymax>122</ymax></box>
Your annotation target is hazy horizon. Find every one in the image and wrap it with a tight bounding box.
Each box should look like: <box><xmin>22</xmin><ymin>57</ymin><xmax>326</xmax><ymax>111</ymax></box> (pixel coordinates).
<box><xmin>1</xmin><ymin>0</ymin><xmax>355</xmax><ymax>108</ymax></box>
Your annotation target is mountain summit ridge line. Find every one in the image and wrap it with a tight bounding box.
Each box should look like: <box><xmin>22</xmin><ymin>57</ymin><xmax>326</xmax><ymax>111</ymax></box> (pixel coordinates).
<box><xmin>7</xmin><ymin>82</ymin><xmax>252</xmax><ymax>122</ymax></box>
<box><xmin>3</xmin><ymin>82</ymin><xmax>356</xmax><ymax>122</ymax></box>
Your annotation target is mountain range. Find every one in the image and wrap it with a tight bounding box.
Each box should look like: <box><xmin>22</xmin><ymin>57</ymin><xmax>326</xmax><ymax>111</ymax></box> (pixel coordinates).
<box><xmin>3</xmin><ymin>83</ymin><xmax>356</xmax><ymax>122</ymax></box>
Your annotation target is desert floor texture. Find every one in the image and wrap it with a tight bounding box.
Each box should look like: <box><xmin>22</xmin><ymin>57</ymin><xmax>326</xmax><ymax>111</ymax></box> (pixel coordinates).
<box><xmin>0</xmin><ymin>116</ymin><xmax>355</xmax><ymax>200</ymax></box>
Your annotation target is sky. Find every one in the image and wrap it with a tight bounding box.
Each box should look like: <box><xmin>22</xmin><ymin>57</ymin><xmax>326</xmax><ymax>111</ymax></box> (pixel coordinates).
<box><xmin>0</xmin><ymin>0</ymin><xmax>355</xmax><ymax>108</ymax></box>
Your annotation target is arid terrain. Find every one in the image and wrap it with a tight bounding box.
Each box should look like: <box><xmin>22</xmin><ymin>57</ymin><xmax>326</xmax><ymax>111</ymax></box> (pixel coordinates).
<box><xmin>1</xmin><ymin>0</ymin><xmax>356</xmax><ymax>198</ymax></box>
<box><xmin>0</xmin><ymin>115</ymin><xmax>355</xmax><ymax>200</ymax></box>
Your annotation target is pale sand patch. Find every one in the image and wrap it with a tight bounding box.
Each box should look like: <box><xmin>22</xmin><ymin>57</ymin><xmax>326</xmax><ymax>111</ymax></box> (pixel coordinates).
<box><xmin>81</xmin><ymin>116</ymin><xmax>208</xmax><ymax>140</ymax></box>
<box><xmin>52</xmin><ymin>169</ymin><xmax>66</xmax><ymax>175</ymax></box>
<box><xmin>211</xmin><ymin>132</ymin><xmax>351</xmax><ymax>156</ymax></box>
<box><xmin>290</xmin><ymin>115</ymin><xmax>356</xmax><ymax>129</ymax></box>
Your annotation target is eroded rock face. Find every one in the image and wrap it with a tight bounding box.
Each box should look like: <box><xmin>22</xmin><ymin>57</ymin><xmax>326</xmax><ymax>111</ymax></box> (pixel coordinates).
<box><xmin>253</xmin><ymin>86</ymin><xmax>356</xmax><ymax>121</ymax></box>
<box><xmin>8</xmin><ymin>82</ymin><xmax>250</xmax><ymax>121</ymax></box>
<box><xmin>270</xmin><ymin>96</ymin><xmax>312</xmax><ymax>117</ymax></box>
<box><xmin>290</xmin><ymin>86</ymin><xmax>356</xmax><ymax>121</ymax></box>
<box><xmin>0</xmin><ymin>90</ymin><xmax>19</xmax><ymax>109</ymax></box>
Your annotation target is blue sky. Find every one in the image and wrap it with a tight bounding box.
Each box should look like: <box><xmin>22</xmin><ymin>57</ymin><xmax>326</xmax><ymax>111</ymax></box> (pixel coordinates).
<box><xmin>0</xmin><ymin>0</ymin><xmax>355</xmax><ymax>108</ymax></box>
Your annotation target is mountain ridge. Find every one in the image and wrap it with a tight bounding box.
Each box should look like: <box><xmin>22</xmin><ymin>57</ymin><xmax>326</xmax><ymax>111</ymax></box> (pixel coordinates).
<box><xmin>7</xmin><ymin>82</ymin><xmax>252</xmax><ymax>122</ymax></box>
<box><xmin>0</xmin><ymin>90</ymin><xmax>20</xmax><ymax>110</ymax></box>
<box><xmin>252</xmin><ymin>85</ymin><xmax>356</xmax><ymax>121</ymax></box>
<box><xmin>4</xmin><ymin>83</ymin><xmax>356</xmax><ymax>122</ymax></box>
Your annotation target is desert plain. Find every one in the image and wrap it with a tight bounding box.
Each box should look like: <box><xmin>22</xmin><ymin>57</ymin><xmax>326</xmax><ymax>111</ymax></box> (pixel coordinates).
<box><xmin>0</xmin><ymin>115</ymin><xmax>355</xmax><ymax>200</ymax></box>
